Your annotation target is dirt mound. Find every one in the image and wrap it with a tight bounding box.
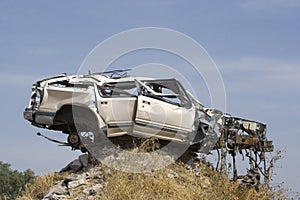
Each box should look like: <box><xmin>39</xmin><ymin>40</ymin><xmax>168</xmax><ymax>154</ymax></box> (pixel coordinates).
<box><xmin>17</xmin><ymin>153</ymin><xmax>285</xmax><ymax>200</ymax></box>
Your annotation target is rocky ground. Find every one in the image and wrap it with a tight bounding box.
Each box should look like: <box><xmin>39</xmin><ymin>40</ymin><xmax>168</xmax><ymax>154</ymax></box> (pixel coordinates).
<box><xmin>17</xmin><ymin>151</ymin><xmax>282</xmax><ymax>200</ymax></box>
<box><xmin>41</xmin><ymin>154</ymin><xmax>213</xmax><ymax>200</ymax></box>
<box><xmin>42</xmin><ymin>154</ymin><xmax>102</xmax><ymax>200</ymax></box>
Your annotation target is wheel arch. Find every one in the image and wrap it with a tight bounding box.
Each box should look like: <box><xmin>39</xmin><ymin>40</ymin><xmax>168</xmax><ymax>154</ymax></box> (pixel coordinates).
<box><xmin>53</xmin><ymin>104</ymin><xmax>104</xmax><ymax>132</ymax></box>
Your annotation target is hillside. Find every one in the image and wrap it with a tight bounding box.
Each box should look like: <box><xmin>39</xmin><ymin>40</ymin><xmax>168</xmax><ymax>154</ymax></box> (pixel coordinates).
<box><xmin>16</xmin><ymin>153</ymin><xmax>287</xmax><ymax>200</ymax></box>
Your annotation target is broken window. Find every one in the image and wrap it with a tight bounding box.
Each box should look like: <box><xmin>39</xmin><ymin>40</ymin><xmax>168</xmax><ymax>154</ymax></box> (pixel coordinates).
<box><xmin>99</xmin><ymin>81</ymin><xmax>138</xmax><ymax>97</ymax></box>
<box><xmin>140</xmin><ymin>79</ymin><xmax>192</xmax><ymax>108</ymax></box>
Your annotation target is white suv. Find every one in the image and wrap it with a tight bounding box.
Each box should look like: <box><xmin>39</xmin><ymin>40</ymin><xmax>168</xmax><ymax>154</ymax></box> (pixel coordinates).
<box><xmin>24</xmin><ymin>70</ymin><xmax>272</xmax><ymax>154</ymax></box>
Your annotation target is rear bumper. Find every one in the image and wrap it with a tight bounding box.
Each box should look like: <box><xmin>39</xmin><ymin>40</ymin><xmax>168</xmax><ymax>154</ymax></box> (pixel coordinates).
<box><xmin>23</xmin><ymin>108</ymin><xmax>34</xmax><ymax>122</ymax></box>
<box><xmin>23</xmin><ymin>108</ymin><xmax>55</xmax><ymax>125</ymax></box>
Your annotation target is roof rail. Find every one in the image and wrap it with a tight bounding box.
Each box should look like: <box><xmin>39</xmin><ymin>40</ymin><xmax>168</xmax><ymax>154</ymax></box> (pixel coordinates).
<box><xmin>90</xmin><ymin>69</ymin><xmax>131</xmax><ymax>78</ymax></box>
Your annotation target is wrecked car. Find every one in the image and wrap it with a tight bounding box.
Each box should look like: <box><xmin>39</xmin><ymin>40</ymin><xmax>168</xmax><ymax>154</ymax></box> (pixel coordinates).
<box><xmin>24</xmin><ymin>70</ymin><xmax>219</xmax><ymax>149</ymax></box>
<box><xmin>23</xmin><ymin>69</ymin><xmax>273</xmax><ymax>183</ymax></box>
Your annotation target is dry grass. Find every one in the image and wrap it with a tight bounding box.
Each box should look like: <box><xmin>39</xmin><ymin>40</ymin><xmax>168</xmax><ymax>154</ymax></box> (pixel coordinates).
<box><xmin>16</xmin><ymin>145</ymin><xmax>297</xmax><ymax>200</ymax></box>
<box><xmin>16</xmin><ymin>159</ymin><xmax>296</xmax><ymax>200</ymax></box>
<box><xmin>16</xmin><ymin>172</ymin><xmax>67</xmax><ymax>200</ymax></box>
<box><xmin>98</xmin><ymin>161</ymin><xmax>271</xmax><ymax>200</ymax></box>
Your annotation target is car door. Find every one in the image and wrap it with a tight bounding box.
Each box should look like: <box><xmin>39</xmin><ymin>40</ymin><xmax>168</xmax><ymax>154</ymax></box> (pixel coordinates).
<box><xmin>97</xmin><ymin>81</ymin><xmax>138</xmax><ymax>137</ymax></box>
<box><xmin>133</xmin><ymin>79</ymin><xmax>196</xmax><ymax>142</ymax></box>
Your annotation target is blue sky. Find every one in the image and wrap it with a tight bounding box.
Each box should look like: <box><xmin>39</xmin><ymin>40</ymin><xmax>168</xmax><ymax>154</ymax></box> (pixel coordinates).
<box><xmin>0</xmin><ymin>0</ymin><xmax>300</xmax><ymax>193</ymax></box>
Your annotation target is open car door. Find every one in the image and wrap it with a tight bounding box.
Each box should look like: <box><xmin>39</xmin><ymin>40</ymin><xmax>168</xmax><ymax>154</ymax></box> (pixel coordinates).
<box><xmin>133</xmin><ymin>79</ymin><xmax>196</xmax><ymax>142</ymax></box>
